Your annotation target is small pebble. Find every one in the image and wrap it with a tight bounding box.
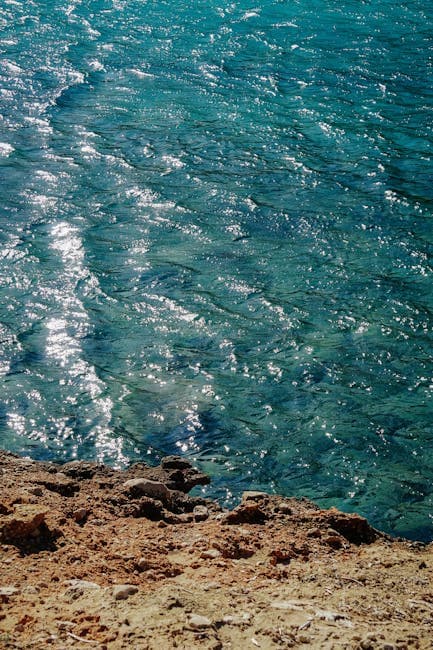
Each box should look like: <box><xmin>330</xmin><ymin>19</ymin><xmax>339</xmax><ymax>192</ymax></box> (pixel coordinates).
<box><xmin>73</xmin><ymin>508</ymin><xmax>88</xmax><ymax>523</ymax></box>
<box><xmin>188</xmin><ymin>613</ymin><xmax>212</xmax><ymax>629</ymax></box>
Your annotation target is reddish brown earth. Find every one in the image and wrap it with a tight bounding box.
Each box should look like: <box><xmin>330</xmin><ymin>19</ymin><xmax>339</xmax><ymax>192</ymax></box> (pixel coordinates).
<box><xmin>1</xmin><ymin>451</ymin><xmax>432</xmax><ymax>650</ymax></box>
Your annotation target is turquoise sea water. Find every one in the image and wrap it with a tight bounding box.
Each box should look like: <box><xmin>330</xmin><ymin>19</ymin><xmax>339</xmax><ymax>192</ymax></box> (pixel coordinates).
<box><xmin>1</xmin><ymin>0</ymin><xmax>433</xmax><ymax>540</ymax></box>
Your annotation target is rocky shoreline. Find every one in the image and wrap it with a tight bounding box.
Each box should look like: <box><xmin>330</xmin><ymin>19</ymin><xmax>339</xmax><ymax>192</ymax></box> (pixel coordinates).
<box><xmin>0</xmin><ymin>451</ymin><xmax>432</xmax><ymax>649</ymax></box>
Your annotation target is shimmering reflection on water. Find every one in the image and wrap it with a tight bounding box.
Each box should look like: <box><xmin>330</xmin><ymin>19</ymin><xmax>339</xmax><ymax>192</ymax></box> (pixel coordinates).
<box><xmin>0</xmin><ymin>0</ymin><xmax>433</xmax><ymax>539</ymax></box>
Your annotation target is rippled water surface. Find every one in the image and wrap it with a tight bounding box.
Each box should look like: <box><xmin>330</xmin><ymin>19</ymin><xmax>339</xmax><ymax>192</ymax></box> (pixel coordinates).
<box><xmin>1</xmin><ymin>0</ymin><xmax>433</xmax><ymax>539</ymax></box>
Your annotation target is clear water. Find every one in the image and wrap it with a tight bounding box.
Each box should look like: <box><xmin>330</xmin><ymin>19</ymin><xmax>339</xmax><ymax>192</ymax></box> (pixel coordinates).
<box><xmin>1</xmin><ymin>0</ymin><xmax>433</xmax><ymax>540</ymax></box>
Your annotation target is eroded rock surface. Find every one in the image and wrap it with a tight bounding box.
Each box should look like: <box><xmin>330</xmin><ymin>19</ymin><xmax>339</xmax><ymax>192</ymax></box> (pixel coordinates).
<box><xmin>0</xmin><ymin>451</ymin><xmax>432</xmax><ymax>649</ymax></box>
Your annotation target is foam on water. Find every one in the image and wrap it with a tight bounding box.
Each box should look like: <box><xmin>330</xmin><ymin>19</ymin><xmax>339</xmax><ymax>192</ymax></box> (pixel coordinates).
<box><xmin>1</xmin><ymin>0</ymin><xmax>433</xmax><ymax>539</ymax></box>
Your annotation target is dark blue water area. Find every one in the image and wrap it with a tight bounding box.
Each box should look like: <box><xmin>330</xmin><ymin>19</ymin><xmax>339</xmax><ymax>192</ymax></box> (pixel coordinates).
<box><xmin>1</xmin><ymin>0</ymin><xmax>433</xmax><ymax>540</ymax></box>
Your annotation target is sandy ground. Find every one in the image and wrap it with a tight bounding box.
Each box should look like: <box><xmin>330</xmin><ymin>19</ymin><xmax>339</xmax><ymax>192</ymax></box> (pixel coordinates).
<box><xmin>1</xmin><ymin>450</ymin><xmax>432</xmax><ymax>650</ymax></box>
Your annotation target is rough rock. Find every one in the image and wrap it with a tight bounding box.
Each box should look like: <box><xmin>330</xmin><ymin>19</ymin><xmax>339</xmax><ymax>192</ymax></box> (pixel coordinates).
<box><xmin>123</xmin><ymin>478</ymin><xmax>171</xmax><ymax>501</ymax></box>
<box><xmin>0</xmin><ymin>504</ymin><xmax>47</xmax><ymax>543</ymax></box>
<box><xmin>242</xmin><ymin>491</ymin><xmax>268</xmax><ymax>501</ymax></box>
<box><xmin>223</xmin><ymin>502</ymin><xmax>268</xmax><ymax>525</ymax></box>
<box><xmin>35</xmin><ymin>473</ymin><xmax>79</xmax><ymax>497</ymax></box>
<box><xmin>193</xmin><ymin>505</ymin><xmax>209</xmax><ymax>521</ymax></box>
<box><xmin>61</xmin><ymin>460</ymin><xmax>109</xmax><ymax>480</ymax></box>
<box><xmin>277</xmin><ymin>501</ymin><xmax>293</xmax><ymax>514</ymax></box>
<box><xmin>73</xmin><ymin>507</ymin><xmax>89</xmax><ymax>523</ymax></box>
<box><xmin>322</xmin><ymin>508</ymin><xmax>382</xmax><ymax>545</ymax></box>
<box><xmin>161</xmin><ymin>456</ymin><xmax>192</xmax><ymax>470</ymax></box>
<box><xmin>113</xmin><ymin>584</ymin><xmax>139</xmax><ymax>601</ymax></box>
<box><xmin>128</xmin><ymin>496</ymin><xmax>166</xmax><ymax>520</ymax></box>
<box><xmin>63</xmin><ymin>580</ymin><xmax>101</xmax><ymax>600</ymax></box>
<box><xmin>125</xmin><ymin>455</ymin><xmax>210</xmax><ymax>493</ymax></box>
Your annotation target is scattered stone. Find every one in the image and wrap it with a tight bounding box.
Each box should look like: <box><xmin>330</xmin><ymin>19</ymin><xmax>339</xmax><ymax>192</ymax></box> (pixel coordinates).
<box><xmin>220</xmin><ymin>613</ymin><xmax>252</xmax><ymax>626</ymax></box>
<box><xmin>193</xmin><ymin>505</ymin><xmax>209</xmax><ymax>521</ymax></box>
<box><xmin>277</xmin><ymin>502</ymin><xmax>292</xmax><ymax>514</ymax></box>
<box><xmin>0</xmin><ymin>450</ymin><xmax>427</xmax><ymax>650</ymax></box>
<box><xmin>123</xmin><ymin>478</ymin><xmax>171</xmax><ymax>502</ymax></box>
<box><xmin>359</xmin><ymin>639</ymin><xmax>375</xmax><ymax>650</ymax></box>
<box><xmin>161</xmin><ymin>456</ymin><xmax>192</xmax><ymax>470</ymax></box>
<box><xmin>128</xmin><ymin>497</ymin><xmax>165</xmax><ymax>521</ymax></box>
<box><xmin>200</xmin><ymin>549</ymin><xmax>221</xmax><ymax>560</ymax></box>
<box><xmin>223</xmin><ymin>502</ymin><xmax>268</xmax><ymax>525</ymax></box>
<box><xmin>315</xmin><ymin>609</ymin><xmax>352</xmax><ymax>626</ymax></box>
<box><xmin>269</xmin><ymin>547</ymin><xmax>296</xmax><ymax>565</ymax></box>
<box><xmin>73</xmin><ymin>508</ymin><xmax>88</xmax><ymax>523</ymax></box>
<box><xmin>298</xmin><ymin>635</ymin><xmax>311</xmax><ymax>644</ymax></box>
<box><xmin>66</xmin><ymin>580</ymin><xmax>101</xmax><ymax>590</ymax></box>
<box><xmin>113</xmin><ymin>584</ymin><xmax>139</xmax><ymax>601</ymax></box>
<box><xmin>136</xmin><ymin>557</ymin><xmax>152</xmax><ymax>571</ymax></box>
<box><xmin>271</xmin><ymin>600</ymin><xmax>309</xmax><ymax>611</ymax></box>
<box><xmin>0</xmin><ymin>586</ymin><xmax>19</xmax><ymax>603</ymax></box>
<box><xmin>242</xmin><ymin>491</ymin><xmax>268</xmax><ymax>501</ymax></box>
<box><xmin>188</xmin><ymin>614</ymin><xmax>213</xmax><ymax>629</ymax></box>
<box><xmin>0</xmin><ymin>505</ymin><xmax>47</xmax><ymax>543</ymax></box>
<box><xmin>165</xmin><ymin>596</ymin><xmax>184</xmax><ymax>609</ymax></box>
<box><xmin>324</xmin><ymin>534</ymin><xmax>344</xmax><ymax>549</ymax></box>
<box><xmin>215</xmin><ymin>536</ymin><xmax>255</xmax><ymax>559</ymax></box>
<box><xmin>63</xmin><ymin>580</ymin><xmax>101</xmax><ymax>600</ymax></box>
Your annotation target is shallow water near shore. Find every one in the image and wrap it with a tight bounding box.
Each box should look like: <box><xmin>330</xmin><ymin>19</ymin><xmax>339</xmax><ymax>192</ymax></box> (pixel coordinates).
<box><xmin>1</xmin><ymin>0</ymin><xmax>433</xmax><ymax>540</ymax></box>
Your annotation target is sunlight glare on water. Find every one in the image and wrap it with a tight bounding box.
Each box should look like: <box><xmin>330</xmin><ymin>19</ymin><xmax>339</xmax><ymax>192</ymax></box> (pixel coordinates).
<box><xmin>0</xmin><ymin>0</ymin><xmax>433</xmax><ymax>539</ymax></box>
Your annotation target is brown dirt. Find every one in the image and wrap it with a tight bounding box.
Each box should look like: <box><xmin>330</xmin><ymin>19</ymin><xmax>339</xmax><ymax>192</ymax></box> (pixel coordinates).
<box><xmin>0</xmin><ymin>450</ymin><xmax>432</xmax><ymax>650</ymax></box>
